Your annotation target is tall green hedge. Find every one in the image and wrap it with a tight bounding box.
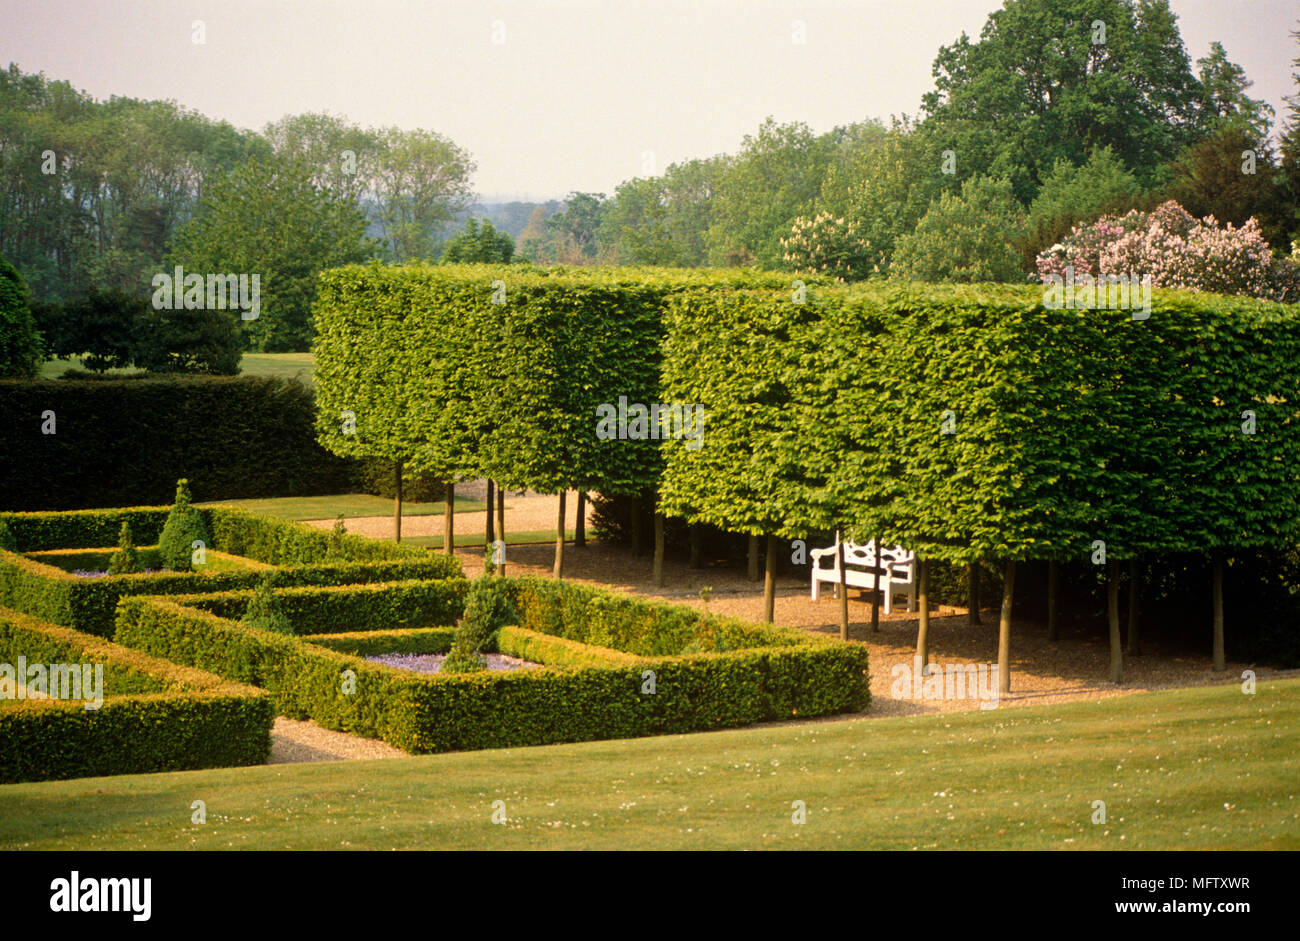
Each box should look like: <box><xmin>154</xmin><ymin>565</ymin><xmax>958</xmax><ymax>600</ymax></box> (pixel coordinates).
<box><xmin>0</xmin><ymin>375</ymin><xmax>356</xmax><ymax>510</ymax></box>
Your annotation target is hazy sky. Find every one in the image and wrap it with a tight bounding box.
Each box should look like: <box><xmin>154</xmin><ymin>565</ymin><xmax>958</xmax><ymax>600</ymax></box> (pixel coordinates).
<box><xmin>2</xmin><ymin>0</ymin><xmax>1295</xmax><ymax>200</ymax></box>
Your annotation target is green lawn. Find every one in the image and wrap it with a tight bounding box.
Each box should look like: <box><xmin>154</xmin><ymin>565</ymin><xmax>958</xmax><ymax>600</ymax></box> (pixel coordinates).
<box><xmin>40</xmin><ymin>352</ymin><xmax>315</xmax><ymax>385</ymax></box>
<box><xmin>201</xmin><ymin>494</ymin><xmax>485</xmax><ymax>521</ymax></box>
<box><xmin>2</xmin><ymin>678</ymin><xmax>1295</xmax><ymax>850</ymax></box>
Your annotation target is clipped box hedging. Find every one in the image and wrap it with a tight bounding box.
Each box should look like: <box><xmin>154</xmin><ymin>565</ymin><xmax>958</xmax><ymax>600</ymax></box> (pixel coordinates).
<box><xmin>0</xmin><ymin>607</ymin><xmax>273</xmax><ymax>783</ymax></box>
<box><xmin>0</xmin><ymin>505</ymin><xmax>464</xmax><ymax>636</ymax></box>
<box><xmin>112</xmin><ymin>576</ymin><xmax>869</xmax><ymax>754</ymax></box>
<box><xmin>0</xmin><ymin>375</ymin><xmax>356</xmax><ymax>511</ymax></box>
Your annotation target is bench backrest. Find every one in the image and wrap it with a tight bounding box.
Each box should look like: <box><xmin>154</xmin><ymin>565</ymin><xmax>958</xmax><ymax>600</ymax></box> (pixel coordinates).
<box><xmin>840</xmin><ymin>541</ymin><xmax>915</xmax><ymax>571</ymax></box>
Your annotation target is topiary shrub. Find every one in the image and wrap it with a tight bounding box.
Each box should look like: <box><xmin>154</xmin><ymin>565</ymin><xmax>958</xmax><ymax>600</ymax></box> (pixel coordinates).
<box><xmin>0</xmin><ymin>254</ymin><xmax>43</xmax><ymax>379</ymax></box>
<box><xmin>106</xmin><ymin>522</ymin><xmax>139</xmax><ymax>575</ymax></box>
<box><xmin>440</xmin><ymin>577</ymin><xmax>519</xmax><ymax>674</ymax></box>
<box><xmin>0</xmin><ymin>520</ymin><xmax>16</xmax><ymax>552</ymax></box>
<box><xmin>241</xmin><ymin>579</ymin><xmax>294</xmax><ymax>636</ymax></box>
<box><xmin>157</xmin><ymin>479</ymin><xmax>212</xmax><ymax>572</ymax></box>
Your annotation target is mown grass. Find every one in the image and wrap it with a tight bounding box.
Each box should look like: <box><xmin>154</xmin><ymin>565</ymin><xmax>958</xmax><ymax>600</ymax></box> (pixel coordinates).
<box><xmin>1</xmin><ymin>679</ymin><xmax>1295</xmax><ymax>851</ymax></box>
<box><xmin>40</xmin><ymin>352</ymin><xmax>316</xmax><ymax>384</ymax></box>
<box><xmin>201</xmin><ymin>494</ymin><xmax>485</xmax><ymax>521</ymax></box>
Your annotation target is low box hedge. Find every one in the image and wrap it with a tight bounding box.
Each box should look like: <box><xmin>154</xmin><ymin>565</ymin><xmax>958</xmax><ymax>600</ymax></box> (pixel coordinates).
<box><xmin>112</xmin><ymin>576</ymin><xmax>869</xmax><ymax>754</ymax></box>
<box><xmin>0</xmin><ymin>607</ymin><xmax>274</xmax><ymax>783</ymax></box>
<box><xmin>0</xmin><ymin>505</ymin><xmax>464</xmax><ymax>637</ymax></box>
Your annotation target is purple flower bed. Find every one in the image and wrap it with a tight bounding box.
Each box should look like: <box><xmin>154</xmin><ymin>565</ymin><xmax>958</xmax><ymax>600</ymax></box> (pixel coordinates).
<box><xmin>365</xmin><ymin>652</ymin><xmax>539</xmax><ymax>675</ymax></box>
<box><xmin>72</xmin><ymin>568</ymin><xmax>164</xmax><ymax>579</ymax></box>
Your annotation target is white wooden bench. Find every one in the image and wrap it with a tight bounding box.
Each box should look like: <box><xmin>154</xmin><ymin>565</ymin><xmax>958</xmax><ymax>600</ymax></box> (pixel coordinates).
<box><xmin>810</xmin><ymin>538</ymin><xmax>917</xmax><ymax>614</ymax></box>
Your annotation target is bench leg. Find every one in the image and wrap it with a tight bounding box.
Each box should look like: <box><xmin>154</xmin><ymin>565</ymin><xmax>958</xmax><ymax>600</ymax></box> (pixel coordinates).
<box><xmin>811</xmin><ymin>577</ymin><xmax>819</xmax><ymax>602</ymax></box>
<box><xmin>883</xmin><ymin>581</ymin><xmax>892</xmax><ymax>615</ymax></box>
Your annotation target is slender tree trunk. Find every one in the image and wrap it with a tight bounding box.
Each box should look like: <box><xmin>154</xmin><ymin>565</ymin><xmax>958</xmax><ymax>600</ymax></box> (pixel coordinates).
<box><xmin>763</xmin><ymin>534</ymin><xmax>777</xmax><ymax>623</ymax></box>
<box><xmin>496</xmin><ymin>486</ymin><xmax>506</xmax><ymax>577</ymax></box>
<box><xmin>1126</xmin><ymin>557</ymin><xmax>1140</xmax><ymax>655</ymax></box>
<box><xmin>837</xmin><ymin>540</ymin><xmax>849</xmax><ymax>641</ymax></box>
<box><xmin>689</xmin><ymin>524</ymin><xmax>701</xmax><ymax>569</ymax></box>
<box><xmin>1108</xmin><ymin>558</ymin><xmax>1123</xmax><ymax>684</ymax></box>
<box><xmin>574</xmin><ymin>491</ymin><xmax>586</xmax><ymax>547</ymax></box>
<box><xmin>967</xmin><ymin>562</ymin><xmax>981</xmax><ymax>625</ymax></box>
<box><xmin>916</xmin><ymin>558</ymin><xmax>930</xmax><ymax>672</ymax></box>
<box><xmin>747</xmin><ymin>534</ymin><xmax>759</xmax><ymax>582</ymax></box>
<box><xmin>1212</xmin><ymin>554</ymin><xmax>1225</xmax><ymax>671</ymax></box>
<box><xmin>652</xmin><ymin>513</ymin><xmax>664</xmax><ymax>587</ymax></box>
<box><xmin>444</xmin><ymin>481</ymin><xmax>455</xmax><ymax>556</ymax></box>
<box><xmin>998</xmin><ymin>560</ymin><xmax>1016</xmax><ymax>694</ymax></box>
<box><xmin>553</xmin><ymin>490</ymin><xmax>566</xmax><ymax>578</ymax></box>
<box><xmin>1046</xmin><ymin>560</ymin><xmax>1058</xmax><ymax>642</ymax></box>
<box><xmin>870</xmin><ymin>535</ymin><xmax>881</xmax><ymax>632</ymax></box>
<box><xmin>485</xmin><ymin>480</ymin><xmax>495</xmax><ymax>546</ymax></box>
<box><xmin>393</xmin><ymin>460</ymin><xmax>403</xmax><ymax>544</ymax></box>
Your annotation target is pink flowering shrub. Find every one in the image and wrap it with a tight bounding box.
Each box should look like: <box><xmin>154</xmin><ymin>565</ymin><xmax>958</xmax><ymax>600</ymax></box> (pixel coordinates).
<box><xmin>1036</xmin><ymin>201</ymin><xmax>1298</xmax><ymax>301</ymax></box>
<box><xmin>781</xmin><ymin>211</ymin><xmax>880</xmax><ymax>282</ymax></box>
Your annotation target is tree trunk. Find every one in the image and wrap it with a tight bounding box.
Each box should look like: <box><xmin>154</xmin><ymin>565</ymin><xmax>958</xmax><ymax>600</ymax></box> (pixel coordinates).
<box><xmin>553</xmin><ymin>490</ymin><xmax>566</xmax><ymax>578</ymax></box>
<box><xmin>444</xmin><ymin>481</ymin><xmax>455</xmax><ymax>556</ymax></box>
<box><xmin>393</xmin><ymin>460</ymin><xmax>403</xmax><ymax>544</ymax></box>
<box><xmin>575</xmin><ymin>491</ymin><xmax>586</xmax><ymax>547</ymax></box>
<box><xmin>916</xmin><ymin>558</ymin><xmax>930</xmax><ymax>672</ymax></box>
<box><xmin>1046</xmin><ymin>560</ymin><xmax>1057</xmax><ymax>642</ymax></box>
<box><xmin>763</xmin><ymin>534</ymin><xmax>777</xmax><ymax>623</ymax></box>
<box><xmin>998</xmin><ymin>560</ymin><xmax>1016</xmax><ymax>694</ymax></box>
<box><xmin>1108</xmin><ymin>558</ymin><xmax>1123</xmax><ymax>684</ymax></box>
<box><xmin>689</xmin><ymin>524</ymin><xmax>701</xmax><ymax>569</ymax></box>
<box><xmin>1126</xmin><ymin>557</ymin><xmax>1140</xmax><ymax>656</ymax></box>
<box><xmin>485</xmin><ymin>480</ymin><xmax>495</xmax><ymax>546</ymax></box>
<box><xmin>1212</xmin><ymin>554</ymin><xmax>1225</xmax><ymax>671</ymax></box>
<box><xmin>652</xmin><ymin>513</ymin><xmax>665</xmax><ymax>587</ymax></box>
<box><xmin>496</xmin><ymin>485</ymin><xmax>506</xmax><ymax>577</ymax></box>
<box><xmin>870</xmin><ymin>535</ymin><xmax>881</xmax><ymax>632</ymax></box>
<box><xmin>837</xmin><ymin>540</ymin><xmax>849</xmax><ymax>641</ymax></box>
<box><xmin>747</xmin><ymin>534</ymin><xmax>759</xmax><ymax>582</ymax></box>
<box><xmin>967</xmin><ymin>562</ymin><xmax>981</xmax><ymax>625</ymax></box>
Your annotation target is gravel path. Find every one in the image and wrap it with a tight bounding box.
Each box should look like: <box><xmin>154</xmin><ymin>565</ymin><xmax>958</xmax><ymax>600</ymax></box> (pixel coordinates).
<box><xmin>301</xmin><ymin>485</ymin><xmax>590</xmax><ymax>541</ymax></box>
<box><xmin>270</xmin><ymin>717</ymin><xmax>406</xmax><ymax>763</ymax></box>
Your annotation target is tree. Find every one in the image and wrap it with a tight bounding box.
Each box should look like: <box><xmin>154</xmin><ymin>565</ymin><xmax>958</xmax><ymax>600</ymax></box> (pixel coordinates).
<box><xmin>440</xmin><ymin>218</ymin><xmax>514</xmax><ymax>263</ymax></box>
<box><xmin>1272</xmin><ymin>21</ymin><xmax>1300</xmax><ymax>245</ymax></box>
<box><xmin>892</xmin><ymin>176</ymin><xmax>1029</xmax><ymax>283</ymax></box>
<box><xmin>1165</xmin><ymin>124</ymin><xmax>1289</xmax><ymax>249</ymax></box>
<box><xmin>1026</xmin><ymin>146</ymin><xmax>1143</xmax><ymax>260</ymax></box>
<box><xmin>372</xmin><ymin>128</ymin><xmax>476</xmax><ymax>262</ymax></box>
<box><xmin>169</xmin><ymin>157</ymin><xmax>377</xmax><ymax>351</ymax></box>
<box><xmin>1195</xmin><ymin>41</ymin><xmax>1273</xmax><ymax>137</ymax></box>
<box><xmin>0</xmin><ymin>253</ymin><xmax>42</xmax><ymax>378</ymax></box>
<box><xmin>920</xmin><ymin>0</ymin><xmax>1211</xmax><ymax>200</ymax></box>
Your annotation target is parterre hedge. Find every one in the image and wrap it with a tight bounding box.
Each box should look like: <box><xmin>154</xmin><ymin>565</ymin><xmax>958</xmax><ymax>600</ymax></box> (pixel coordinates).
<box><xmin>0</xmin><ymin>607</ymin><xmax>273</xmax><ymax>782</ymax></box>
<box><xmin>0</xmin><ymin>505</ymin><xmax>464</xmax><ymax>636</ymax></box>
<box><xmin>112</xmin><ymin>576</ymin><xmax>869</xmax><ymax>754</ymax></box>
<box><xmin>0</xmin><ymin>376</ymin><xmax>356</xmax><ymax>510</ymax></box>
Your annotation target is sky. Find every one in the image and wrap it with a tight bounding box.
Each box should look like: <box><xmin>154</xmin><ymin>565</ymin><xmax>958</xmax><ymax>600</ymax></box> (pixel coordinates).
<box><xmin>1</xmin><ymin>0</ymin><xmax>1295</xmax><ymax>201</ymax></box>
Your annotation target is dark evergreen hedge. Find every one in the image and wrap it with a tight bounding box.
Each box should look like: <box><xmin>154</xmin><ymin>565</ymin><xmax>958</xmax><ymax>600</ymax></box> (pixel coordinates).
<box><xmin>0</xmin><ymin>375</ymin><xmax>356</xmax><ymax>510</ymax></box>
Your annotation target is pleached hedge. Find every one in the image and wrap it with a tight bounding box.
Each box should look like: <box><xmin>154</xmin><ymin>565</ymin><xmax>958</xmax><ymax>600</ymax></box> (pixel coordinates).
<box><xmin>660</xmin><ymin>283</ymin><xmax>1300</xmax><ymax>568</ymax></box>
<box><xmin>313</xmin><ymin>263</ymin><xmax>813</xmax><ymax>497</ymax></box>
<box><xmin>112</xmin><ymin>575</ymin><xmax>869</xmax><ymax>754</ymax></box>
<box><xmin>0</xmin><ymin>607</ymin><xmax>274</xmax><ymax>783</ymax></box>
<box><xmin>0</xmin><ymin>505</ymin><xmax>464</xmax><ymax>636</ymax></box>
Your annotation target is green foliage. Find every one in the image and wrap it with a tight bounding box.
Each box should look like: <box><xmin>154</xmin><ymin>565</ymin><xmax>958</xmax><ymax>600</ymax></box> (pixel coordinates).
<box><xmin>113</xmin><ymin>577</ymin><xmax>868</xmax><ymax>754</ymax></box>
<box><xmin>0</xmin><ymin>521</ymin><xmax>15</xmax><ymax>552</ymax></box>
<box><xmin>441</xmin><ymin>577</ymin><xmax>519</xmax><ymax>672</ymax></box>
<box><xmin>168</xmin><ymin>157</ymin><xmax>378</xmax><ymax>352</ymax></box>
<box><xmin>0</xmin><ymin>375</ymin><xmax>356</xmax><ymax>510</ymax></box>
<box><xmin>1026</xmin><ymin>147</ymin><xmax>1144</xmax><ymax>259</ymax></box>
<box><xmin>892</xmin><ymin>177</ymin><xmax>1028</xmax><ymax>283</ymax></box>
<box><xmin>157</xmin><ymin>479</ymin><xmax>212</xmax><ymax>572</ymax></box>
<box><xmin>0</xmin><ymin>608</ymin><xmax>273</xmax><ymax>783</ymax></box>
<box><xmin>106</xmin><ymin>522</ymin><xmax>139</xmax><ymax>575</ymax></box>
<box><xmin>0</xmin><ymin>253</ymin><xmax>42</xmax><ymax>379</ymax></box>
<box><xmin>241</xmin><ymin>578</ymin><xmax>293</xmax><ymax>635</ymax></box>
<box><xmin>440</xmin><ymin>218</ymin><xmax>514</xmax><ymax>263</ymax></box>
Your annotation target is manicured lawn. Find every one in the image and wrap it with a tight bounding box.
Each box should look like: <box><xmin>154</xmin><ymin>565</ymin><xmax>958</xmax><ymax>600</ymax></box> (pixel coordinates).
<box><xmin>1</xmin><ymin>678</ymin><xmax>1294</xmax><ymax>851</ymax></box>
<box><xmin>40</xmin><ymin>352</ymin><xmax>315</xmax><ymax>385</ymax></box>
<box><xmin>400</xmin><ymin>528</ymin><xmax>577</xmax><ymax>549</ymax></box>
<box><xmin>201</xmin><ymin>494</ymin><xmax>485</xmax><ymax>521</ymax></box>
